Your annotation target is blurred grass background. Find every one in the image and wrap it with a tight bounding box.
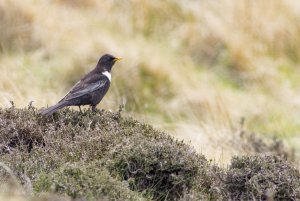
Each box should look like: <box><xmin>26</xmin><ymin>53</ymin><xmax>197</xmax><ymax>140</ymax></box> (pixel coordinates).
<box><xmin>1</xmin><ymin>0</ymin><xmax>300</xmax><ymax>164</ymax></box>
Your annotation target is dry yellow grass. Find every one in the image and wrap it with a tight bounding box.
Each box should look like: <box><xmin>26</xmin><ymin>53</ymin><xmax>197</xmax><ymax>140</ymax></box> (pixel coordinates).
<box><xmin>1</xmin><ymin>0</ymin><xmax>300</xmax><ymax>164</ymax></box>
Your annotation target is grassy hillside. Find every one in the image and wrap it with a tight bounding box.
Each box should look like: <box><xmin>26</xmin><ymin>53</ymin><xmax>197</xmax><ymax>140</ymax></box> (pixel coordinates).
<box><xmin>1</xmin><ymin>0</ymin><xmax>300</xmax><ymax>172</ymax></box>
<box><xmin>0</xmin><ymin>107</ymin><xmax>299</xmax><ymax>200</ymax></box>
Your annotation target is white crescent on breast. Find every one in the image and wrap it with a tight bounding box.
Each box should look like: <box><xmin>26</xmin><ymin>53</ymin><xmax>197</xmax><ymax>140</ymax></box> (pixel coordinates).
<box><xmin>102</xmin><ymin>71</ymin><xmax>111</xmax><ymax>82</ymax></box>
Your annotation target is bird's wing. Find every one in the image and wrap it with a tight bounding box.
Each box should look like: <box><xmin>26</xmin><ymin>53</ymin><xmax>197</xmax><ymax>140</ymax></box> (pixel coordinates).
<box><xmin>61</xmin><ymin>75</ymin><xmax>108</xmax><ymax>101</ymax></box>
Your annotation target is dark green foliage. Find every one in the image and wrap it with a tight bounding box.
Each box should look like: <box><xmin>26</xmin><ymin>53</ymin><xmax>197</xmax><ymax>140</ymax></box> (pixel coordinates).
<box><xmin>35</xmin><ymin>162</ymin><xmax>146</xmax><ymax>201</ymax></box>
<box><xmin>106</xmin><ymin>134</ymin><xmax>206</xmax><ymax>200</ymax></box>
<box><xmin>0</xmin><ymin>106</ymin><xmax>299</xmax><ymax>201</ymax></box>
<box><xmin>224</xmin><ymin>155</ymin><xmax>300</xmax><ymax>200</ymax></box>
<box><xmin>0</xmin><ymin>106</ymin><xmax>210</xmax><ymax>200</ymax></box>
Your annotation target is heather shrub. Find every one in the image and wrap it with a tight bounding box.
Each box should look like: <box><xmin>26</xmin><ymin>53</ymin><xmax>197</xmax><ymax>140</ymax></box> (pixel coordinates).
<box><xmin>224</xmin><ymin>155</ymin><xmax>300</xmax><ymax>200</ymax></box>
<box><xmin>0</xmin><ymin>106</ymin><xmax>212</xmax><ymax>200</ymax></box>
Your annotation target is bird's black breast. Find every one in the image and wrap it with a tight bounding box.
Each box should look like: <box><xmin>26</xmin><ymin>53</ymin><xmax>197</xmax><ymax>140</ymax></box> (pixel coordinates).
<box><xmin>90</xmin><ymin>78</ymin><xmax>110</xmax><ymax>106</ymax></box>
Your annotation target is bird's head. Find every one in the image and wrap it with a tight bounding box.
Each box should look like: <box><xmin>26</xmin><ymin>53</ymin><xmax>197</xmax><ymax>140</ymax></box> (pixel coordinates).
<box><xmin>97</xmin><ymin>54</ymin><xmax>122</xmax><ymax>72</ymax></box>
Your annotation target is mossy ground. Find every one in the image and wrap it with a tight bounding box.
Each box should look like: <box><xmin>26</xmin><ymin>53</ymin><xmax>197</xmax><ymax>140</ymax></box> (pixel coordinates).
<box><xmin>0</xmin><ymin>107</ymin><xmax>299</xmax><ymax>201</ymax></box>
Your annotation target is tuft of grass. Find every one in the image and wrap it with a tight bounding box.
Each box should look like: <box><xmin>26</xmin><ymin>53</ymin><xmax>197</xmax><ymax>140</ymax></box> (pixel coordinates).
<box><xmin>0</xmin><ymin>0</ymin><xmax>39</xmax><ymax>52</ymax></box>
<box><xmin>115</xmin><ymin>63</ymin><xmax>174</xmax><ymax>113</ymax></box>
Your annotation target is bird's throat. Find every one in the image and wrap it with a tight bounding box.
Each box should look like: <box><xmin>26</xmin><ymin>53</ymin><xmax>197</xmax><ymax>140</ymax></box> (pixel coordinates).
<box><xmin>102</xmin><ymin>71</ymin><xmax>111</xmax><ymax>81</ymax></box>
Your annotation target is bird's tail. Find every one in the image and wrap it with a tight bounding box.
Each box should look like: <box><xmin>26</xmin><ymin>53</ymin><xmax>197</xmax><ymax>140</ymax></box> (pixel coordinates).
<box><xmin>39</xmin><ymin>101</ymin><xmax>69</xmax><ymax>116</ymax></box>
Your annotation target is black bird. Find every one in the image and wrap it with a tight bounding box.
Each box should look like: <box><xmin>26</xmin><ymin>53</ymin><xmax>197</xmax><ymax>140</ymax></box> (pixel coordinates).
<box><xmin>40</xmin><ymin>54</ymin><xmax>121</xmax><ymax>116</ymax></box>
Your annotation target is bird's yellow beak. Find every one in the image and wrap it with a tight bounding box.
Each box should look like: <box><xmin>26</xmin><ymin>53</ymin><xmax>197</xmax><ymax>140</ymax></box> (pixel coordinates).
<box><xmin>114</xmin><ymin>57</ymin><xmax>122</xmax><ymax>62</ymax></box>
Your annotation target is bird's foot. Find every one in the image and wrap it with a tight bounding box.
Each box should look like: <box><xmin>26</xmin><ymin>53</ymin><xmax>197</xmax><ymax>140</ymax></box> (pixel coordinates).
<box><xmin>91</xmin><ymin>106</ymin><xmax>97</xmax><ymax>113</ymax></box>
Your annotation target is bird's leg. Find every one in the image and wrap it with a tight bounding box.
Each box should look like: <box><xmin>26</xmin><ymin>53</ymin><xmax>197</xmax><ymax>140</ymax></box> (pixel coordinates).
<box><xmin>78</xmin><ymin>106</ymin><xmax>82</xmax><ymax>113</ymax></box>
<box><xmin>92</xmin><ymin>105</ymin><xmax>96</xmax><ymax>112</ymax></box>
